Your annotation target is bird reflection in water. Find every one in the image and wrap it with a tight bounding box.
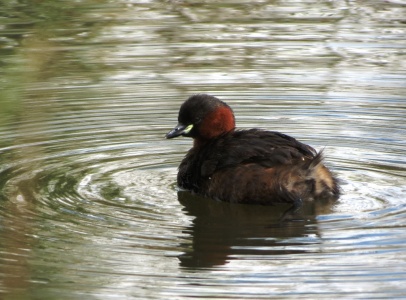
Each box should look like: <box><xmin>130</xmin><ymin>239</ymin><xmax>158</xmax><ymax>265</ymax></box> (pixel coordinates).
<box><xmin>177</xmin><ymin>191</ymin><xmax>335</xmax><ymax>269</ymax></box>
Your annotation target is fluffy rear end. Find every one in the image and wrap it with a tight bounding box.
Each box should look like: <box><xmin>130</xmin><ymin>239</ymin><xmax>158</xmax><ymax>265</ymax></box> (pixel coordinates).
<box><xmin>294</xmin><ymin>151</ymin><xmax>340</xmax><ymax>201</ymax></box>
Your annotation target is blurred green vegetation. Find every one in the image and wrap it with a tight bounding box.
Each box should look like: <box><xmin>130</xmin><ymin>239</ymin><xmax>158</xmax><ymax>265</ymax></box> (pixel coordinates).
<box><xmin>0</xmin><ymin>0</ymin><xmax>111</xmax><ymax>140</ymax></box>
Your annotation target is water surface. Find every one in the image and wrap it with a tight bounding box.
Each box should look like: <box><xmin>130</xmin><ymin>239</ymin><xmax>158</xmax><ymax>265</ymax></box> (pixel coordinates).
<box><xmin>1</xmin><ymin>1</ymin><xmax>406</xmax><ymax>299</ymax></box>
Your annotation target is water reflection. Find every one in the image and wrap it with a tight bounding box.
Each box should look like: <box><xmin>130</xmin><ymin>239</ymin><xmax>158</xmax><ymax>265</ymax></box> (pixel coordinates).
<box><xmin>1</xmin><ymin>0</ymin><xmax>406</xmax><ymax>298</ymax></box>
<box><xmin>0</xmin><ymin>199</ymin><xmax>34</xmax><ymax>300</ymax></box>
<box><xmin>177</xmin><ymin>191</ymin><xmax>334</xmax><ymax>269</ymax></box>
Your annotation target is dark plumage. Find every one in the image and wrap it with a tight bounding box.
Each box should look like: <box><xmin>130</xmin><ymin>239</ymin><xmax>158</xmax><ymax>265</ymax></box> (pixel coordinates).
<box><xmin>166</xmin><ymin>94</ymin><xmax>339</xmax><ymax>206</ymax></box>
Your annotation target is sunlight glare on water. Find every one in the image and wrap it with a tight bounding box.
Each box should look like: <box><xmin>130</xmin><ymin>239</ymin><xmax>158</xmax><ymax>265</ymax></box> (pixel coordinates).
<box><xmin>0</xmin><ymin>0</ymin><xmax>406</xmax><ymax>299</ymax></box>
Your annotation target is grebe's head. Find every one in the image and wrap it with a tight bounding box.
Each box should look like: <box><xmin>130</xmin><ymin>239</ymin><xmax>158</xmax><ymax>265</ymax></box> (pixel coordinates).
<box><xmin>166</xmin><ymin>94</ymin><xmax>235</xmax><ymax>141</ymax></box>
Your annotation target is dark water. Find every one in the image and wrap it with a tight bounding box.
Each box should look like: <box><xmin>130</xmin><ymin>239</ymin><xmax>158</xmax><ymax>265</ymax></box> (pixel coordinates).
<box><xmin>1</xmin><ymin>1</ymin><xmax>406</xmax><ymax>299</ymax></box>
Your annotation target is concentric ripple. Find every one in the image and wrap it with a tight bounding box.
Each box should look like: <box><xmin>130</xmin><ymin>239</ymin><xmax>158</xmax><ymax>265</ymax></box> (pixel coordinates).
<box><xmin>1</xmin><ymin>90</ymin><xmax>405</xmax><ymax>298</ymax></box>
<box><xmin>0</xmin><ymin>88</ymin><xmax>406</xmax><ymax>297</ymax></box>
<box><xmin>1</xmin><ymin>0</ymin><xmax>406</xmax><ymax>298</ymax></box>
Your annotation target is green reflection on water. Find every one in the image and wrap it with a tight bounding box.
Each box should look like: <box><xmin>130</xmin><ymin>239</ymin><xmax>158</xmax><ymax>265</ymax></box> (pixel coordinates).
<box><xmin>0</xmin><ymin>0</ymin><xmax>405</xmax><ymax>299</ymax></box>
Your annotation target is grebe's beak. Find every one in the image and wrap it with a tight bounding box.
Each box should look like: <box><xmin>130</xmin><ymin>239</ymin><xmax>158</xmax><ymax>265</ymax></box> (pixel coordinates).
<box><xmin>165</xmin><ymin>124</ymin><xmax>193</xmax><ymax>139</ymax></box>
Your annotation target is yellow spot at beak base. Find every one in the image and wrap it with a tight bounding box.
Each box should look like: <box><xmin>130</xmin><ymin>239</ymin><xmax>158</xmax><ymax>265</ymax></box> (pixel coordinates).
<box><xmin>183</xmin><ymin>124</ymin><xmax>193</xmax><ymax>134</ymax></box>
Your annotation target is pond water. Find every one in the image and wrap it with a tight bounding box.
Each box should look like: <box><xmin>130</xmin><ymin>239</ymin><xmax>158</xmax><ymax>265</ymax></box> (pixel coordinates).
<box><xmin>1</xmin><ymin>0</ymin><xmax>406</xmax><ymax>299</ymax></box>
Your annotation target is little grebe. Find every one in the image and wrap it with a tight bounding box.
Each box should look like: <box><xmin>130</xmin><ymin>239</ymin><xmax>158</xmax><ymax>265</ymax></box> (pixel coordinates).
<box><xmin>166</xmin><ymin>94</ymin><xmax>339</xmax><ymax>206</ymax></box>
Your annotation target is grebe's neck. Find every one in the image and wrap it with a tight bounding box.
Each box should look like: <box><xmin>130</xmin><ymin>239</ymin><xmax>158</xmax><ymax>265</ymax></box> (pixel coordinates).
<box><xmin>197</xmin><ymin>106</ymin><xmax>235</xmax><ymax>141</ymax></box>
